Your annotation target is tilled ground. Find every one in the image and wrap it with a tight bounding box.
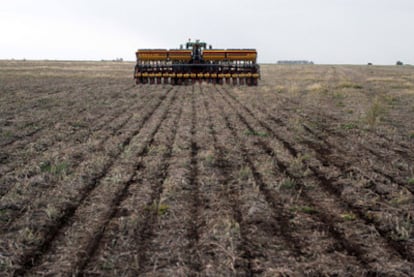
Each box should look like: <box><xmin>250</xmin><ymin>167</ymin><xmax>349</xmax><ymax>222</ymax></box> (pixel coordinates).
<box><xmin>1</xmin><ymin>61</ymin><xmax>414</xmax><ymax>276</ymax></box>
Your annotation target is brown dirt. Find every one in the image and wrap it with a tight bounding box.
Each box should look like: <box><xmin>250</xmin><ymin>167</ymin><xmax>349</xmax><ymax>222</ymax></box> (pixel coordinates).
<box><xmin>1</xmin><ymin>61</ymin><xmax>413</xmax><ymax>276</ymax></box>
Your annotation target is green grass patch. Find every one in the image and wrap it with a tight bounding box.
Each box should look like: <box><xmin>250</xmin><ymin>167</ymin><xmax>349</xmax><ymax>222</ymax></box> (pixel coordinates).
<box><xmin>157</xmin><ymin>203</ymin><xmax>169</xmax><ymax>216</ymax></box>
<box><xmin>280</xmin><ymin>178</ymin><xmax>296</xmax><ymax>190</ymax></box>
<box><xmin>340</xmin><ymin>213</ymin><xmax>356</xmax><ymax>221</ymax></box>
<box><xmin>70</xmin><ymin>121</ymin><xmax>88</xmax><ymax>128</ymax></box>
<box><xmin>100</xmin><ymin>260</ymin><xmax>115</xmax><ymax>270</ymax></box>
<box><xmin>1</xmin><ymin>130</ymin><xmax>14</xmax><ymax>138</ymax></box>
<box><xmin>40</xmin><ymin>161</ymin><xmax>52</xmax><ymax>173</ymax></box>
<box><xmin>365</xmin><ymin>97</ymin><xmax>387</xmax><ymax>126</ymax></box>
<box><xmin>0</xmin><ymin>257</ymin><xmax>11</xmax><ymax>271</ymax></box>
<box><xmin>0</xmin><ymin>209</ymin><xmax>10</xmax><ymax>223</ymax></box>
<box><xmin>333</xmin><ymin>92</ymin><xmax>346</xmax><ymax>99</ymax></box>
<box><xmin>291</xmin><ymin>205</ymin><xmax>318</xmax><ymax>214</ymax></box>
<box><xmin>337</xmin><ymin>82</ymin><xmax>363</xmax><ymax>89</ymax></box>
<box><xmin>336</xmin><ymin>101</ymin><xmax>345</xmax><ymax>107</ymax></box>
<box><xmin>341</xmin><ymin>122</ymin><xmax>358</xmax><ymax>130</ymax></box>
<box><xmin>333</xmin><ymin>92</ymin><xmax>347</xmax><ymax>108</ymax></box>
<box><xmin>146</xmin><ymin>202</ymin><xmax>169</xmax><ymax>216</ymax></box>
<box><xmin>408</xmin><ymin>178</ymin><xmax>414</xmax><ymax>186</ymax></box>
<box><xmin>204</xmin><ymin>153</ymin><xmax>216</xmax><ymax>167</ymax></box>
<box><xmin>300</xmin><ymin>206</ymin><xmax>318</xmax><ymax>214</ymax></box>
<box><xmin>22</xmin><ymin>122</ymin><xmax>39</xmax><ymax>129</ymax></box>
<box><xmin>244</xmin><ymin>130</ymin><xmax>269</xmax><ymax>137</ymax></box>
<box><xmin>238</xmin><ymin>166</ymin><xmax>251</xmax><ymax>180</ymax></box>
<box><xmin>37</xmin><ymin>98</ymin><xmax>51</xmax><ymax>106</ymax></box>
<box><xmin>385</xmin><ymin>95</ymin><xmax>399</xmax><ymax>105</ymax></box>
<box><xmin>40</xmin><ymin>161</ymin><xmax>69</xmax><ymax>175</ymax></box>
<box><xmin>390</xmin><ymin>85</ymin><xmax>410</xmax><ymax>90</ymax></box>
<box><xmin>392</xmin><ymin>220</ymin><xmax>412</xmax><ymax>241</ymax></box>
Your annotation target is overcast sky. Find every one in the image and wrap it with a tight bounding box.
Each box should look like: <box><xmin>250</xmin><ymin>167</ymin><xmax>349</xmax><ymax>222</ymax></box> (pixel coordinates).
<box><xmin>1</xmin><ymin>0</ymin><xmax>413</xmax><ymax>64</ymax></box>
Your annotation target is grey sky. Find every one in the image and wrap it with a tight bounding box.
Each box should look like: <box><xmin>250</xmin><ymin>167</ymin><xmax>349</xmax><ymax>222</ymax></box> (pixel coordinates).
<box><xmin>1</xmin><ymin>0</ymin><xmax>413</xmax><ymax>64</ymax></box>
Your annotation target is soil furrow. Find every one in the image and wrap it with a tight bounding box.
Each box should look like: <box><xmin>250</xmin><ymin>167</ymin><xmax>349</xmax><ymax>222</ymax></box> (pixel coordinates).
<box><xmin>0</xmin><ymin>84</ymin><xmax>143</xmax><ymax>178</ymax></box>
<box><xmin>0</xmin><ymin>82</ymin><xmax>131</xmax><ymax>149</ymax></box>
<box><xmin>185</xmin><ymin>85</ymin><xmax>202</xmax><ymax>273</ymax></box>
<box><xmin>238</xmin><ymin>95</ymin><xmax>414</xmax><ymax>230</ymax></box>
<box><xmin>209</xmin><ymin>88</ymin><xmax>314</xmax><ymax>275</ymax></box>
<box><xmin>308</xmin><ymin>165</ymin><xmax>413</xmax><ymax>262</ymax></box>
<box><xmin>2</xmin><ymin>61</ymin><xmax>414</xmax><ymax>276</ymax></box>
<box><xmin>201</xmin><ymin>95</ymin><xmax>252</xmax><ymax>275</ymax></box>
<box><xmin>225</xmin><ymin>86</ymin><xmax>411</xmax><ymax>200</ymax></box>
<box><xmin>84</xmin><ymin>88</ymin><xmax>184</xmax><ymax>276</ymax></box>
<box><xmin>0</xmin><ymin>90</ymin><xmax>151</xmax><ymax>199</ymax></box>
<box><xmin>72</xmin><ymin>88</ymin><xmax>182</xmax><ymax>276</ymax></box>
<box><xmin>121</xmin><ymin>86</ymin><xmax>195</xmax><ymax>275</ymax></box>
<box><xmin>0</xmin><ymin>90</ymin><xmax>164</xmax><ymax>229</ymax></box>
<box><xmin>217</xmin><ymin>86</ymin><xmax>413</xmax><ymax>272</ymax></box>
<box><xmin>299</xmin><ymin>120</ymin><xmax>414</xmax><ymax>193</ymax></box>
<box><xmin>0</xmin><ymin>126</ymin><xmax>47</xmax><ymax>147</ymax></box>
<box><xmin>132</xmin><ymin>94</ymin><xmax>184</xmax><ymax>275</ymax></box>
<box><xmin>221</xmin><ymin>88</ymin><xmax>414</xmax><ymax>263</ymax></box>
<box><xmin>8</xmin><ymin>88</ymin><xmax>176</xmax><ymax>276</ymax></box>
<box><xmin>214</xmin><ymin>88</ymin><xmax>305</xmax><ymax>257</ymax></box>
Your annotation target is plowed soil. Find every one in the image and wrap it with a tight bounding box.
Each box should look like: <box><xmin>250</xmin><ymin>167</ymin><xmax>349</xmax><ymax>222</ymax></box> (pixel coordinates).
<box><xmin>1</xmin><ymin>61</ymin><xmax>414</xmax><ymax>276</ymax></box>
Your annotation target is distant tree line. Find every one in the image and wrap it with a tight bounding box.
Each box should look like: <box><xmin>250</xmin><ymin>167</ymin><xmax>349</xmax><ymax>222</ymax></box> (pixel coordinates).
<box><xmin>101</xmin><ymin>58</ymin><xmax>124</xmax><ymax>62</ymax></box>
<box><xmin>277</xmin><ymin>60</ymin><xmax>314</xmax><ymax>65</ymax></box>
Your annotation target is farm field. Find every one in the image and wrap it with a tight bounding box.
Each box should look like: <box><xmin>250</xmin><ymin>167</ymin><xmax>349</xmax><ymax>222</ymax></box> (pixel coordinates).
<box><xmin>1</xmin><ymin>60</ymin><xmax>414</xmax><ymax>276</ymax></box>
